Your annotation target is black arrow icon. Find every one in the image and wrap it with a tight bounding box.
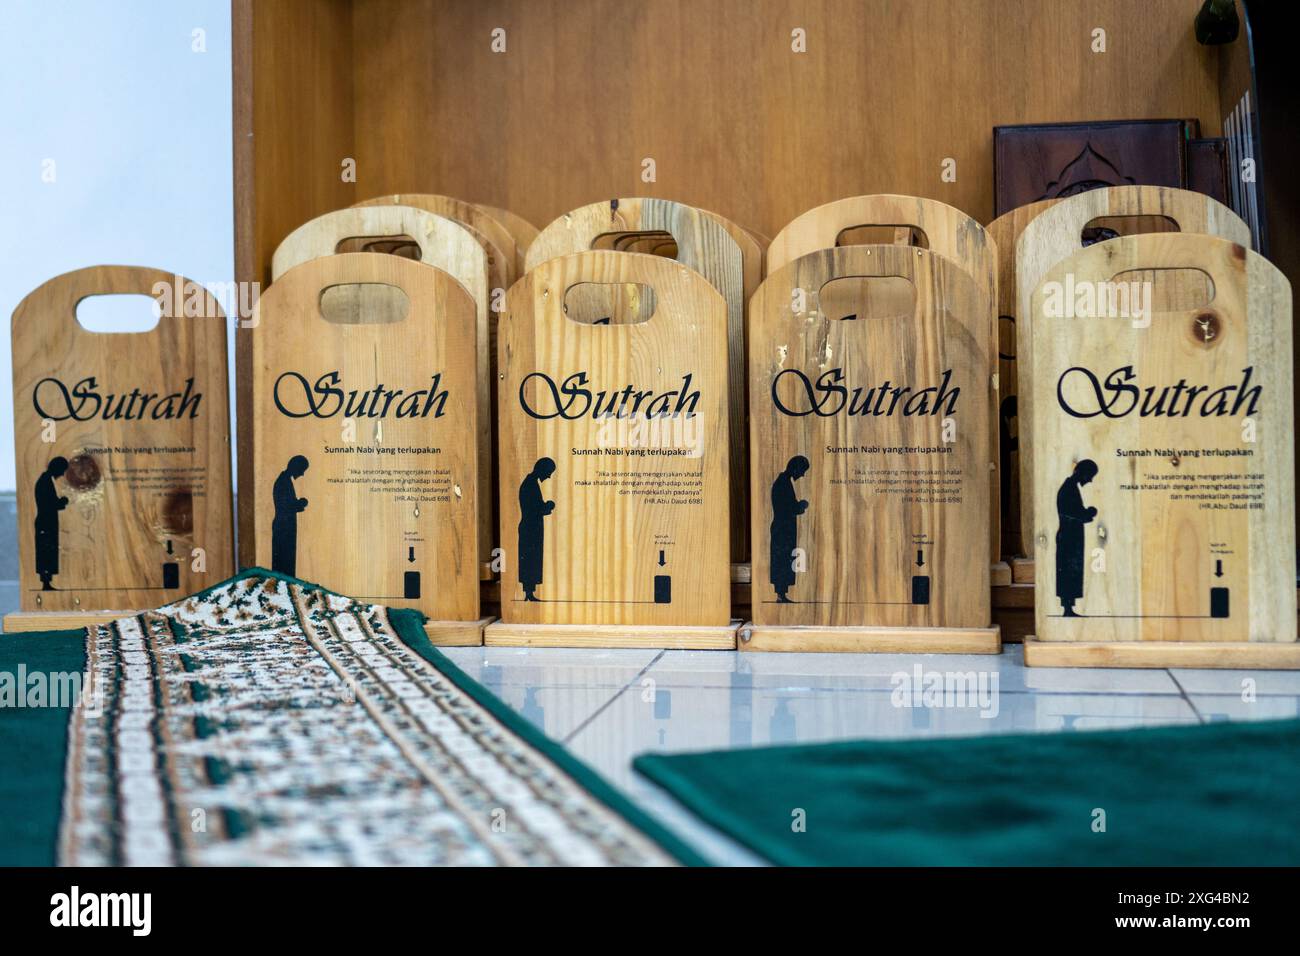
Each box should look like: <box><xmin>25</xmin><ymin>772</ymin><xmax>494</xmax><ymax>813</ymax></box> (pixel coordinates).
<box><xmin>408</xmin><ymin>546</ymin><xmax>416</xmax><ymax>563</ymax></box>
<box><xmin>165</xmin><ymin>539</ymin><xmax>173</xmax><ymax>556</ymax></box>
<box><xmin>1215</xmin><ymin>559</ymin><xmax>1223</xmax><ymax>578</ymax></box>
<box><xmin>916</xmin><ymin>549</ymin><xmax>925</xmax><ymax>568</ymax></box>
<box><xmin>658</xmin><ymin>549</ymin><xmax>666</xmax><ymax>567</ymax></box>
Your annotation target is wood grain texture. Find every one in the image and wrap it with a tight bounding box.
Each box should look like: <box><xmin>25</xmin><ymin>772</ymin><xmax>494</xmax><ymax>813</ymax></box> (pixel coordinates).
<box><xmin>251</xmin><ymin>253</ymin><xmax>480</xmax><ymax>621</ymax></box>
<box><xmin>1016</xmin><ymin>185</ymin><xmax>1252</xmax><ymax>557</ymax></box>
<box><xmin>270</xmin><ymin>204</ymin><xmax>496</xmax><ymax>572</ymax></box>
<box><xmin>477</xmin><ymin>204</ymin><xmax>539</xmax><ymax>277</ymax></box>
<box><xmin>4</xmin><ymin>610</ymin><xmax>140</xmax><ymax>633</ymax></box>
<box><xmin>1023</xmin><ymin>636</ymin><xmax>1300</xmax><ymax>669</ymax></box>
<box><xmin>498</xmin><ymin>251</ymin><xmax>730</xmax><ymax>626</ymax></box>
<box><xmin>526</xmin><ymin>198</ymin><xmax>749</xmax><ymax>562</ymax></box>
<box><xmin>347</xmin><ymin>0</ymin><xmax>1221</xmax><ymax>237</ymax></box>
<box><xmin>740</xmin><ymin>625</ymin><xmax>1000</xmax><ymax>653</ymax></box>
<box><xmin>749</xmin><ymin>246</ymin><xmax>992</xmax><ymax>629</ymax></box>
<box><xmin>768</xmin><ymin>195</ymin><xmax>1001</xmax><ymax>565</ymax></box>
<box><xmin>11</xmin><ymin>266</ymin><xmax>234</xmax><ymax>611</ymax></box>
<box><xmin>1029</xmin><ymin>233</ymin><xmax>1294</xmax><ymax>644</ymax></box>
<box><xmin>353</xmin><ymin>193</ymin><xmax>516</xmax><ymax>289</ymax></box>
<box><xmin>484</xmin><ymin>620</ymin><xmax>739</xmax><ymax>649</ymax></box>
<box><xmin>987</xmin><ymin>199</ymin><xmax>1058</xmax><ymax>557</ymax></box>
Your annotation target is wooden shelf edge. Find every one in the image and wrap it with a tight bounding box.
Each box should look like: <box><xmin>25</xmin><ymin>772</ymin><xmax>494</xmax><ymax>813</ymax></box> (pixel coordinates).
<box><xmin>484</xmin><ymin>620</ymin><xmax>740</xmax><ymax>649</ymax></box>
<box><xmin>739</xmin><ymin>624</ymin><xmax>1001</xmax><ymax>654</ymax></box>
<box><xmin>1023</xmin><ymin>636</ymin><xmax>1300</xmax><ymax>670</ymax></box>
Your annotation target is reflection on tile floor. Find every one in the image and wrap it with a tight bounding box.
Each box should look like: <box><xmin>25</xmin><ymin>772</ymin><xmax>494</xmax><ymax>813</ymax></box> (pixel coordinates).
<box><xmin>442</xmin><ymin>643</ymin><xmax>1299</xmax><ymax>864</ymax></box>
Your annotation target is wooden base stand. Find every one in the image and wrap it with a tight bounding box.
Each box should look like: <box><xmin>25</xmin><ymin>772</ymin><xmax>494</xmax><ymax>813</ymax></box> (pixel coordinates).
<box><xmin>1010</xmin><ymin>557</ymin><xmax>1035</xmax><ymax>584</ymax></box>
<box><xmin>423</xmin><ymin>616</ymin><xmax>493</xmax><ymax>647</ymax></box>
<box><xmin>484</xmin><ymin>620</ymin><xmax>741</xmax><ymax>649</ymax></box>
<box><xmin>739</xmin><ymin>624</ymin><xmax>1002</xmax><ymax>654</ymax></box>
<box><xmin>3</xmin><ymin>610</ymin><xmax>139</xmax><ymax>634</ymax></box>
<box><xmin>1023</xmin><ymin>636</ymin><xmax>1300</xmax><ymax>669</ymax></box>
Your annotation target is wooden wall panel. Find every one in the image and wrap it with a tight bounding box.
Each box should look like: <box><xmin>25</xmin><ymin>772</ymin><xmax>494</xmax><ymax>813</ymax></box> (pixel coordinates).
<box><xmin>349</xmin><ymin>0</ymin><xmax>1220</xmax><ymax>240</ymax></box>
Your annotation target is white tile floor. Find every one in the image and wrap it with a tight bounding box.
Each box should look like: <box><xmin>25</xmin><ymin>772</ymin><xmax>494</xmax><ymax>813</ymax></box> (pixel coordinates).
<box><xmin>441</xmin><ymin>642</ymin><xmax>1300</xmax><ymax>864</ymax></box>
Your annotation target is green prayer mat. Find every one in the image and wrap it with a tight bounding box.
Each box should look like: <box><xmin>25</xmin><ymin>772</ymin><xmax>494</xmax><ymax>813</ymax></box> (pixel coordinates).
<box><xmin>0</xmin><ymin>569</ymin><xmax>706</xmax><ymax>866</ymax></box>
<box><xmin>634</xmin><ymin>718</ymin><xmax>1300</xmax><ymax>866</ymax></box>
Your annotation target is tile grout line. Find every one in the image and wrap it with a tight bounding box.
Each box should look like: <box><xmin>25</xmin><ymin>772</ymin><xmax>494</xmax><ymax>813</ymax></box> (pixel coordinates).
<box><xmin>562</xmin><ymin>650</ymin><xmax>667</xmax><ymax>745</ymax></box>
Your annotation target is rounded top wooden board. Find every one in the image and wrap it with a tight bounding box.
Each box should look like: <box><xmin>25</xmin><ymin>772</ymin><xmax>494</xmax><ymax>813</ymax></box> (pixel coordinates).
<box><xmin>497</xmin><ymin>250</ymin><xmax>731</xmax><ymax>626</ymax></box>
<box><xmin>10</xmin><ymin>265</ymin><xmax>233</xmax><ymax>611</ymax></box>
<box><xmin>270</xmin><ymin>204</ymin><xmax>495</xmax><ymax>569</ymax></box>
<box><xmin>251</xmin><ymin>253</ymin><xmax>479</xmax><ymax>621</ymax></box>
<box><xmin>477</xmin><ymin>204</ymin><xmax>539</xmax><ymax>276</ymax></box>
<box><xmin>769</xmin><ymin>193</ymin><xmax>1001</xmax><ymax>565</ymax></box>
<box><xmin>1015</xmin><ymin>185</ymin><xmax>1252</xmax><ymax>557</ymax></box>
<box><xmin>1028</xmin><ymin>233</ymin><xmax>1293</xmax><ymax>644</ymax></box>
<box><xmin>527</xmin><ymin>197</ymin><xmax>749</xmax><ymax>562</ymax></box>
<box><xmin>352</xmin><ymin>193</ymin><xmax>517</xmax><ymax>289</ymax></box>
<box><xmin>749</xmin><ymin>246</ymin><xmax>992</xmax><ymax>628</ymax></box>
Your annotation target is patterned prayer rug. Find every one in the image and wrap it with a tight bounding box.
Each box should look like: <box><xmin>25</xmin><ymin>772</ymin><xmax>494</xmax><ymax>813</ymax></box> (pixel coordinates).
<box><xmin>1</xmin><ymin>570</ymin><xmax>703</xmax><ymax>866</ymax></box>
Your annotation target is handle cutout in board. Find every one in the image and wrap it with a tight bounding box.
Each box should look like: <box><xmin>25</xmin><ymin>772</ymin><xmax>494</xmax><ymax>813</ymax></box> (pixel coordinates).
<box><xmin>75</xmin><ymin>293</ymin><xmax>164</xmax><ymax>333</ymax></box>
<box><xmin>1081</xmin><ymin>214</ymin><xmax>1180</xmax><ymax>247</ymax></box>
<box><xmin>318</xmin><ymin>283</ymin><xmax>411</xmax><ymax>325</ymax></box>
<box><xmin>562</xmin><ymin>281</ymin><xmax>658</xmax><ymax>325</ymax></box>
<box><xmin>592</xmin><ymin>230</ymin><xmax>679</xmax><ymax>260</ymax></box>
<box><xmin>818</xmin><ymin>275</ymin><xmax>916</xmax><ymax>323</ymax></box>
<box><xmin>835</xmin><ymin>224</ymin><xmax>930</xmax><ymax>248</ymax></box>
<box><xmin>334</xmin><ymin>233</ymin><xmax>422</xmax><ymax>260</ymax></box>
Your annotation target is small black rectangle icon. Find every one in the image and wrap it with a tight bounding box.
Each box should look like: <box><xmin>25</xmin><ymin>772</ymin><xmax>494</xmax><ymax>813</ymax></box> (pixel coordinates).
<box><xmin>654</xmin><ymin>575</ymin><xmax>671</xmax><ymax>604</ymax></box>
<box><xmin>1210</xmin><ymin>587</ymin><xmax>1230</xmax><ymax>618</ymax></box>
<box><xmin>911</xmin><ymin>575</ymin><xmax>931</xmax><ymax>605</ymax></box>
<box><xmin>404</xmin><ymin>571</ymin><xmax>421</xmax><ymax>600</ymax></box>
<box><xmin>162</xmin><ymin>563</ymin><xmax>180</xmax><ymax>589</ymax></box>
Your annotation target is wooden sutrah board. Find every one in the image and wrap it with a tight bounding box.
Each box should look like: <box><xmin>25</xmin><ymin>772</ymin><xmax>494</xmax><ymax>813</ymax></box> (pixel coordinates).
<box><xmin>767</xmin><ymin>195</ymin><xmax>1002</xmax><ymax>571</ymax></box>
<box><xmin>1015</xmin><ymin>185</ymin><xmax>1251</xmax><ymax>561</ymax></box>
<box><xmin>477</xmin><ymin>204</ymin><xmax>539</xmax><ymax>277</ymax></box>
<box><xmin>525</xmin><ymin>198</ymin><xmax>749</xmax><ymax>565</ymax></box>
<box><xmin>1025</xmin><ymin>233</ymin><xmax>1297</xmax><ymax>668</ymax></box>
<box><xmin>251</xmin><ymin>253</ymin><xmax>482</xmax><ymax>633</ymax></box>
<box><xmin>486</xmin><ymin>251</ymin><xmax>735</xmax><ymax>647</ymax></box>
<box><xmin>353</xmin><ymin>194</ymin><xmax>517</xmax><ymax>289</ymax></box>
<box><xmin>270</xmin><ymin>204</ymin><xmax>496</xmax><ymax>579</ymax></box>
<box><xmin>987</xmin><ymin>199</ymin><xmax>1058</xmax><ymax>561</ymax></box>
<box><xmin>745</xmin><ymin>246</ymin><xmax>998</xmax><ymax>653</ymax></box>
<box><xmin>7</xmin><ymin>266</ymin><xmax>233</xmax><ymax>623</ymax></box>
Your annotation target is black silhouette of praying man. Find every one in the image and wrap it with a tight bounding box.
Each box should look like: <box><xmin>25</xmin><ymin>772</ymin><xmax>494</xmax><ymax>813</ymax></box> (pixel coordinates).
<box><xmin>34</xmin><ymin>456</ymin><xmax>70</xmax><ymax>591</ymax></box>
<box><xmin>769</xmin><ymin>455</ymin><xmax>810</xmax><ymax>603</ymax></box>
<box><xmin>271</xmin><ymin>455</ymin><xmax>310</xmax><ymax>577</ymax></box>
<box><xmin>1055</xmin><ymin>459</ymin><xmax>1099</xmax><ymax>617</ymax></box>
<box><xmin>518</xmin><ymin>457</ymin><xmax>556</xmax><ymax>601</ymax></box>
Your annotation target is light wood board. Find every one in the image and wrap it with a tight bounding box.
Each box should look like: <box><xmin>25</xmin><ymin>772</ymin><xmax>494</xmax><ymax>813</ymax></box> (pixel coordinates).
<box><xmin>477</xmin><ymin>204</ymin><xmax>539</xmax><ymax>277</ymax></box>
<box><xmin>767</xmin><ymin>195</ymin><xmax>1001</xmax><ymax>567</ymax></box>
<box><xmin>1023</xmin><ymin>636</ymin><xmax>1300</xmax><ymax>669</ymax></box>
<box><xmin>271</xmin><ymin>204</ymin><xmax>495</xmax><ymax>576</ymax></box>
<box><xmin>498</xmin><ymin>250</ymin><xmax>731</xmax><ymax>626</ymax></box>
<box><xmin>741</xmin><ymin>624</ymin><xmax>1000</xmax><ymax>653</ymax></box>
<box><xmin>484</xmin><ymin>621</ymin><xmax>739</xmax><ymax>649</ymax></box>
<box><xmin>527</xmin><ymin>198</ymin><xmax>749</xmax><ymax>563</ymax></box>
<box><xmin>1016</xmin><ymin>185</ymin><xmax>1251</xmax><ymax>558</ymax></box>
<box><xmin>987</xmin><ymin>199</ymin><xmax>1058</xmax><ymax>559</ymax></box>
<box><xmin>749</xmin><ymin>245</ymin><xmax>992</xmax><ymax>630</ymax></box>
<box><xmin>251</xmin><ymin>252</ymin><xmax>480</xmax><ymax>621</ymax></box>
<box><xmin>11</xmin><ymin>266</ymin><xmax>234</xmax><ymax>612</ymax></box>
<box><xmin>1028</xmin><ymin>233</ymin><xmax>1294</xmax><ymax>645</ymax></box>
